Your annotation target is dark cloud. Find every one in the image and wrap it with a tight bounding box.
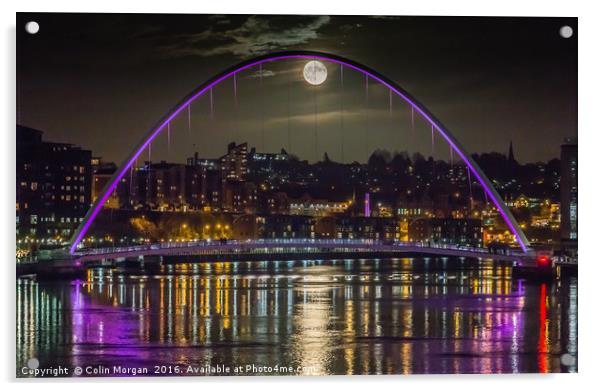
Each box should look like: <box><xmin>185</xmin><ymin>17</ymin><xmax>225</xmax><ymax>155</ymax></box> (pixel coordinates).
<box><xmin>339</xmin><ymin>23</ymin><xmax>362</xmax><ymax>32</ymax></box>
<box><xmin>248</xmin><ymin>69</ymin><xmax>277</xmax><ymax>78</ymax></box>
<box><xmin>161</xmin><ymin>15</ymin><xmax>331</xmax><ymax>58</ymax></box>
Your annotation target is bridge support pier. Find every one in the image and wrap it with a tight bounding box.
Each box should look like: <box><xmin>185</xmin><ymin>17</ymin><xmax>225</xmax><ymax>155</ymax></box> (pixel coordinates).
<box><xmin>512</xmin><ymin>262</ymin><xmax>556</xmax><ymax>281</ymax></box>
<box><xmin>34</xmin><ymin>258</ymin><xmax>87</xmax><ymax>280</ymax></box>
<box><xmin>114</xmin><ymin>255</ymin><xmax>163</xmax><ymax>272</ymax></box>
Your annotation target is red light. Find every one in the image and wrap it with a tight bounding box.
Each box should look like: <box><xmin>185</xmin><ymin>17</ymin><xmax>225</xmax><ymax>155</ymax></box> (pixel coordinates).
<box><xmin>537</xmin><ymin>256</ymin><xmax>550</xmax><ymax>267</ymax></box>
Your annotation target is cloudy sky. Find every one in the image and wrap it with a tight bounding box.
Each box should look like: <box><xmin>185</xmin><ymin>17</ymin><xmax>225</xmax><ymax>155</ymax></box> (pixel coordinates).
<box><xmin>17</xmin><ymin>13</ymin><xmax>577</xmax><ymax>164</ymax></box>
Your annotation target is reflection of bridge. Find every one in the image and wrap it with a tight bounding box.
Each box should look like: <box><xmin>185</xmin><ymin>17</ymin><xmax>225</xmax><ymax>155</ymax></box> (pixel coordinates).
<box><xmin>72</xmin><ymin>239</ymin><xmax>532</xmax><ymax>265</ymax></box>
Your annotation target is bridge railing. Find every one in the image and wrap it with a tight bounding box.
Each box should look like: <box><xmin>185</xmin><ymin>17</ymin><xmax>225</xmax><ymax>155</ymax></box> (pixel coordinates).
<box><xmin>75</xmin><ymin>238</ymin><xmax>524</xmax><ymax>258</ymax></box>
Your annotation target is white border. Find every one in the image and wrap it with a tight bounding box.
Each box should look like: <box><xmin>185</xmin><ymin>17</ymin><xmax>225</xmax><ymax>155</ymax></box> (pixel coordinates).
<box><xmin>2</xmin><ymin>1</ymin><xmax>600</xmax><ymax>389</ymax></box>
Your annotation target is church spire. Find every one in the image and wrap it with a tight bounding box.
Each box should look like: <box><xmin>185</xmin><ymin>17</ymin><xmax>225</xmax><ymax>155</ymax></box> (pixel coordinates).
<box><xmin>508</xmin><ymin>141</ymin><xmax>516</xmax><ymax>163</ymax></box>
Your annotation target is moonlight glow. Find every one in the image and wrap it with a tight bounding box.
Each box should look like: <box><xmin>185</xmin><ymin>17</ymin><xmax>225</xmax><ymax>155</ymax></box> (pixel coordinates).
<box><xmin>303</xmin><ymin>60</ymin><xmax>327</xmax><ymax>85</ymax></box>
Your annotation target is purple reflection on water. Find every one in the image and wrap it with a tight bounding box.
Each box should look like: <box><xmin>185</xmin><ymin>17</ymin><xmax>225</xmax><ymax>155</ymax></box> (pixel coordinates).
<box><xmin>16</xmin><ymin>259</ymin><xmax>577</xmax><ymax>376</ymax></box>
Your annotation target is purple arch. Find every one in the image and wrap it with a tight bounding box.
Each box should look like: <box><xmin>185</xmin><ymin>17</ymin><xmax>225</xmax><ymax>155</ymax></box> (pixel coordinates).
<box><xmin>69</xmin><ymin>51</ymin><xmax>530</xmax><ymax>254</ymax></box>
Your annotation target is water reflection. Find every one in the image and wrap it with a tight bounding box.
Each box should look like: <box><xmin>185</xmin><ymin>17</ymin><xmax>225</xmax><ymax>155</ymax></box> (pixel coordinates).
<box><xmin>17</xmin><ymin>258</ymin><xmax>577</xmax><ymax>376</ymax></box>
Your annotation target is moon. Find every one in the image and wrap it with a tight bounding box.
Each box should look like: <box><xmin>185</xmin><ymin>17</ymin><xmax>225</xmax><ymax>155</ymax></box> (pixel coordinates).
<box><xmin>303</xmin><ymin>60</ymin><xmax>327</xmax><ymax>85</ymax></box>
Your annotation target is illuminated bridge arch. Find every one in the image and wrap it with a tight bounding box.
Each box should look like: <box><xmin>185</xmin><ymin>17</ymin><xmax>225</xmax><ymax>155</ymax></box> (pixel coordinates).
<box><xmin>68</xmin><ymin>50</ymin><xmax>530</xmax><ymax>254</ymax></box>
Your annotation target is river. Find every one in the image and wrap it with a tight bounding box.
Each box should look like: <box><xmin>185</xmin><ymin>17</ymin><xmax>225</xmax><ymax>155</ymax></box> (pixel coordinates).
<box><xmin>16</xmin><ymin>257</ymin><xmax>578</xmax><ymax>376</ymax></box>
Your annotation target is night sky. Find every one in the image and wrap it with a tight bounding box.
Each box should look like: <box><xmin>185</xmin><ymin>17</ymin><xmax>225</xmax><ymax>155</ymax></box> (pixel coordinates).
<box><xmin>16</xmin><ymin>13</ymin><xmax>577</xmax><ymax>164</ymax></box>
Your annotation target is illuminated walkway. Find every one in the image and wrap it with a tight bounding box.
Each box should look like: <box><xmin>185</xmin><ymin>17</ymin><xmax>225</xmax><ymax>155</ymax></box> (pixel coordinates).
<box><xmin>72</xmin><ymin>239</ymin><xmax>531</xmax><ymax>265</ymax></box>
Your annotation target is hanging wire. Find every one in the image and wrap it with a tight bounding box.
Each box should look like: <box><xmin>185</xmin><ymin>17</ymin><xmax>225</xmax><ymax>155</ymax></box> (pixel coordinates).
<box><xmin>130</xmin><ymin>156</ymin><xmax>137</xmax><ymax>207</ymax></box>
<box><xmin>233</xmin><ymin>73</ymin><xmax>238</xmax><ymax>142</ymax></box>
<box><xmin>209</xmin><ymin>88</ymin><xmax>214</xmax><ymax>120</ymax></box>
<box><xmin>467</xmin><ymin>165</ymin><xmax>474</xmax><ymax>210</ymax></box>
<box><xmin>129</xmin><ymin>164</ymin><xmax>134</xmax><ymax>195</ymax></box>
<box><xmin>340</xmin><ymin>64</ymin><xmax>345</xmax><ymax>162</ymax></box>
<box><xmin>260</xmin><ymin>64</ymin><xmax>265</xmax><ymax>151</ymax></box>
<box><xmin>287</xmin><ymin>67</ymin><xmax>291</xmax><ymax>153</ymax></box>
<box><xmin>431</xmin><ymin>124</ymin><xmax>435</xmax><ymax>156</ymax></box>
<box><xmin>364</xmin><ymin>74</ymin><xmax>369</xmax><ymax>157</ymax></box>
<box><xmin>313</xmin><ymin>64</ymin><xmax>318</xmax><ymax>161</ymax></box>
<box><xmin>167</xmin><ymin>122</ymin><xmax>171</xmax><ymax>154</ymax></box>
<box><xmin>233</xmin><ymin>73</ymin><xmax>238</xmax><ymax>106</ymax></box>
<box><xmin>147</xmin><ymin>144</ymin><xmax>151</xmax><ymax>198</ymax></box>
<box><xmin>187</xmin><ymin>104</ymin><xmax>191</xmax><ymax>135</ymax></box>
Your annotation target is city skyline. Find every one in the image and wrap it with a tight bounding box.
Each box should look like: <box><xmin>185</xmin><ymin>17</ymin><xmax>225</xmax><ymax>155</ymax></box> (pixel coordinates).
<box><xmin>17</xmin><ymin>124</ymin><xmax>565</xmax><ymax>250</ymax></box>
<box><xmin>17</xmin><ymin>14</ymin><xmax>577</xmax><ymax>164</ymax></box>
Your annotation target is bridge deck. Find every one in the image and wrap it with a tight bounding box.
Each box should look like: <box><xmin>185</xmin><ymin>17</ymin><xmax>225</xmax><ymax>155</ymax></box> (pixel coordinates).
<box><xmin>73</xmin><ymin>239</ymin><xmax>529</xmax><ymax>265</ymax></box>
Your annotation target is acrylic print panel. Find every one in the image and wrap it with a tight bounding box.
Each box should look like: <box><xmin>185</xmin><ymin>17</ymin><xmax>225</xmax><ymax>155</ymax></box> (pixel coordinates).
<box><xmin>16</xmin><ymin>13</ymin><xmax>578</xmax><ymax>377</ymax></box>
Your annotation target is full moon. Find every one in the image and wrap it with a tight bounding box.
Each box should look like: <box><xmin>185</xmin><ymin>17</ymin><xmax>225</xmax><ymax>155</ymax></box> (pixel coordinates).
<box><xmin>303</xmin><ymin>60</ymin><xmax>327</xmax><ymax>85</ymax></box>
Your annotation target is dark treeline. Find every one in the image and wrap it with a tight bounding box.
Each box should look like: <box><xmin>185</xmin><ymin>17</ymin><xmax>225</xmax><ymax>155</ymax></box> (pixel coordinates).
<box><xmin>247</xmin><ymin>148</ymin><xmax>560</xmax><ymax>207</ymax></box>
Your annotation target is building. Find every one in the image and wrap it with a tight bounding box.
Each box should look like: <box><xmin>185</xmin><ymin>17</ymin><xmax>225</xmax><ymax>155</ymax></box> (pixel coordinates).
<box><xmin>249</xmin><ymin>147</ymin><xmax>289</xmax><ymax>163</ymax></box>
<box><xmin>220</xmin><ymin>142</ymin><xmax>248</xmax><ymax>181</ymax></box>
<box><xmin>231</xmin><ymin>215</ymin><xmax>264</xmax><ymax>239</ymax></box>
<box><xmin>264</xmin><ymin>191</ymin><xmax>290</xmax><ymax>214</ymax></box>
<box><xmin>248</xmin><ymin>147</ymin><xmax>290</xmax><ymax>178</ymax></box>
<box><xmin>396</xmin><ymin>195</ymin><xmax>435</xmax><ymax>219</ymax></box>
<box><xmin>262</xmin><ymin>214</ymin><xmax>315</xmax><ymax>239</ymax></box>
<box><xmin>560</xmin><ymin>138</ymin><xmax>577</xmax><ymax>242</ymax></box>
<box><xmin>130</xmin><ymin>161</ymin><xmax>189</xmax><ymax>211</ymax></box>
<box><xmin>289</xmin><ymin>194</ymin><xmax>351</xmax><ymax>217</ymax></box>
<box><xmin>16</xmin><ymin>125</ymin><xmax>91</xmax><ymax>243</ymax></box>
<box><xmin>222</xmin><ymin>180</ymin><xmax>258</xmax><ymax>213</ymax></box>
<box><xmin>91</xmin><ymin>158</ymin><xmax>118</xmax><ymax>208</ymax></box>
<box><xmin>334</xmin><ymin>216</ymin><xmax>400</xmax><ymax>240</ymax></box>
<box><xmin>409</xmin><ymin>218</ymin><xmax>483</xmax><ymax>247</ymax></box>
<box><xmin>186</xmin><ymin>152</ymin><xmax>218</xmax><ymax>170</ymax></box>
